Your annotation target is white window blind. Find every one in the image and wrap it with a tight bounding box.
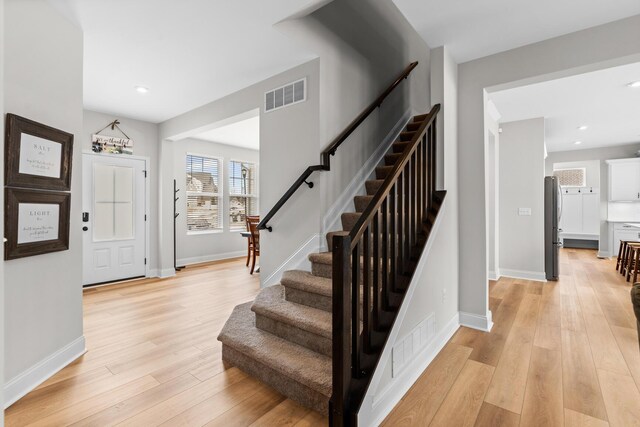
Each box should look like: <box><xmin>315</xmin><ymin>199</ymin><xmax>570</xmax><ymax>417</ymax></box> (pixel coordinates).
<box><xmin>229</xmin><ymin>160</ymin><xmax>258</xmax><ymax>230</ymax></box>
<box><xmin>554</xmin><ymin>168</ymin><xmax>586</xmax><ymax>187</ymax></box>
<box><xmin>186</xmin><ymin>154</ymin><xmax>222</xmax><ymax>232</ymax></box>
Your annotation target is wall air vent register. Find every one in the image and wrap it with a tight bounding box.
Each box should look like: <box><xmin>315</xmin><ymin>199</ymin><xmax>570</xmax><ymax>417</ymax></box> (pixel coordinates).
<box><xmin>265</xmin><ymin>78</ymin><xmax>306</xmax><ymax>112</ymax></box>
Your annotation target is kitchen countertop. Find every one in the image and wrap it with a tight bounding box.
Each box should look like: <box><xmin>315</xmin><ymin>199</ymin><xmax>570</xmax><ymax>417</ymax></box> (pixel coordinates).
<box><xmin>623</xmin><ymin>223</ymin><xmax>640</xmax><ymax>229</ymax></box>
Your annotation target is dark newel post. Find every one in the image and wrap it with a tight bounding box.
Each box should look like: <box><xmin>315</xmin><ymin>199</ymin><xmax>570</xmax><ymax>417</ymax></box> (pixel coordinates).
<box><xmin>331</xmin><ymin>234</ymin><xmax>352</xmax><ymax>427</ymax></box>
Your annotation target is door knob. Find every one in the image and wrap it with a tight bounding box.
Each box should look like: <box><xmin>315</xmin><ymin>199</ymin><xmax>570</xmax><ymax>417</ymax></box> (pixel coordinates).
<box><xmin>82</xmin><ymin>226</ymin><xmax>88</xmax><ymax>231</ymax></box>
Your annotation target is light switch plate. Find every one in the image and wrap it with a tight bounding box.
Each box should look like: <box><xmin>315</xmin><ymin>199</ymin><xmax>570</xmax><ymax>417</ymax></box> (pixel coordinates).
<box><xmin>518</xmin><ymin>208</ymin><xmax>532</xmax><ymax>216</ymax></box>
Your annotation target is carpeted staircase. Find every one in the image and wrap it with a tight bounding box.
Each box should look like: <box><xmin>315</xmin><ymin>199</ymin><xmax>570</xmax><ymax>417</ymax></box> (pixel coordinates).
<box><xmin>217</xmin><ymin>113</ymin><xmax>430</xmax><ymax>414</ymax></box>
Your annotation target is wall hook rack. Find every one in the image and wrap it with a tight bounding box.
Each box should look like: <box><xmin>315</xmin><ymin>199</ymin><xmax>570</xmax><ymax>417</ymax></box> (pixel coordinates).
<box><xmin>174</xmin><ymin>179</ymin><xmax>184</xmax><ymax>271</ymax></box>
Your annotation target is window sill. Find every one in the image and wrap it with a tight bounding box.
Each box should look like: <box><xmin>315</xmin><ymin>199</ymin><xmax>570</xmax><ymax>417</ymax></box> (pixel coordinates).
<box><xmin>187</xmin><ymin>229</ymin><xmax>223</xmax><ymax>236</ymax></box>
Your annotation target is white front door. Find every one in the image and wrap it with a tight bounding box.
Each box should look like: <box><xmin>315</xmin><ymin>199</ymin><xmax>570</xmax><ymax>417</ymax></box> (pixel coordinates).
<box><xmin>82</xmin><ymin>153</ymin><xmax>147</xmax><ymax>285</ymax></box>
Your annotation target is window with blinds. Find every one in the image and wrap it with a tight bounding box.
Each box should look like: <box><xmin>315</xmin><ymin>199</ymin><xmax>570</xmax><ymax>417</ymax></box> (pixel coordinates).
<box><xmin>553</xmin><ymin>168</ymin><xmax>586</xmax><ymax>187</ymax></box>
<box><xmin>186</xmin><ymin>154</ymin><xmax>222</xmax><ymax>232</ymax></box>
<box><xmin>229</xmin><ymin>160</ymin><xmax>258</xmax><ymax>230</ymax></box>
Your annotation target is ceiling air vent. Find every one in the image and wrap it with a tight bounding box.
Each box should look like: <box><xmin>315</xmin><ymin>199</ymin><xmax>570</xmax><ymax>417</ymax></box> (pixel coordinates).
<box><xmin>265</xmin><ymin>78</ymin><xmax>306</xmax><ymax>113</ymax></box>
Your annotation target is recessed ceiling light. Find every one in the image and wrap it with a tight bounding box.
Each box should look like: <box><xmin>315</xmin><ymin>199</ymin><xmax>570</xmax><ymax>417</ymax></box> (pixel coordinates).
<box><xmin>628</xmin><ymin>81</ymin><xmax>640</xmax><ymax>88</ymax></box>
<box><xmin>135</xmin><ymin>86</ymin><xmax>149</xmax><ymax>94</ymax></box>
<box><xmin>577</xmin><ymin>125</ymin><xmax>588</xmax><ymax>131</ymax></box>
<box><xmin>574</xmin><ymin>141</ymin><xmax>582</xmax><ymax>145</ymax></box>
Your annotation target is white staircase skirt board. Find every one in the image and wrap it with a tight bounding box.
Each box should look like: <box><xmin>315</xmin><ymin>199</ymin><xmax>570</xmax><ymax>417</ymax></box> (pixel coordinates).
<box><xmin>357</xmin><ymin>194</ymin><xmax>448</xmax><ymax>427</ymax></box>
<box><xmin>4</xmin><ymin>335</ymin><xmax>86</xmax><ymax>409</ymax></box>
<box><xmin>321</xmin><ymin>108</ymin><xmax>413</xmax><ymax>242</ymax></box>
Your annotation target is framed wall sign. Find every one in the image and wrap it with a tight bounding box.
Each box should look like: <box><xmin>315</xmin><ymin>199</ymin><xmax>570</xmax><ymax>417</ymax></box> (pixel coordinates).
<box><xmin>5</xmin><ymin>114</ymin><xmax>74</xmax><ymax>190</ymax></box>
<box><xmin>5</xmin><ymin>188</ymin><xmax>71</xmax><ymax>260</ymax></box>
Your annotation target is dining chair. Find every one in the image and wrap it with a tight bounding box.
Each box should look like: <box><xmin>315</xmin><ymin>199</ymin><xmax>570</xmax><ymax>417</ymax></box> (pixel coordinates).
<box><xmin>245</xmin><ymin>215</ymin><xmax>259</xmax><ymax>267</ymax></box>
<box><xmin>247</xmin><ymin>217</ymin><xmax>260</xmax><ymax>274</ymax></box>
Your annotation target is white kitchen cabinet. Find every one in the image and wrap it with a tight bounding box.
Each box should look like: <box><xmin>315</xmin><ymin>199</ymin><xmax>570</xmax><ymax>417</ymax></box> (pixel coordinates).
<box><xmin>607</xmin><ymin>158</ymin><xmax>640</xmax><ymax>201</ymax></box>
<box><xmin>613</xmin><ymin>224</ymin><xmax>640</xmax><ymax>251</ymax></box>
<box><xmin>559</xmin><ymin>187</ymin><xmax>599</xmax><ymax>239</ymax></box>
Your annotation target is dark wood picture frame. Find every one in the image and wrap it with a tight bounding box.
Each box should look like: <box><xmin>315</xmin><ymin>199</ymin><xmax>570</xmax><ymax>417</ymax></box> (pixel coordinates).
<box><xmin>5</xmin><ymin>113</ymin><xmax>73</xmax><ymax>190</ymax></box>
<box><xmin>5</xmin><ymin>188</ymin><xmax>71</xmax><ymax>260</ymax></box>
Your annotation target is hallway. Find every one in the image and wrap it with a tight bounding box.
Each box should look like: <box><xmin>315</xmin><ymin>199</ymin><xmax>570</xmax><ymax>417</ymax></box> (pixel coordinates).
<box><xmin>384</xmin><ymin>248</ymin><xmax>640</xmax><ymax>426</ymax></box>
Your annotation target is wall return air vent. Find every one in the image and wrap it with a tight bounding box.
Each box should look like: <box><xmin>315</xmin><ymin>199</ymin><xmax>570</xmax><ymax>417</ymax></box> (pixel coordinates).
<box><xmin>265</xmin><ymin>78</ymin><xmax>306</xmax><ymax>112</ymax></box>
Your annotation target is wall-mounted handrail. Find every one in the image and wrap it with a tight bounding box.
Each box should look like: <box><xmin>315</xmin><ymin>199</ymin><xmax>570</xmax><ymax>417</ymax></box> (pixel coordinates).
<box><xmin>257</xmin><ymin>61</ymin><xmax>419</xmax><ymax>232</ymax></box>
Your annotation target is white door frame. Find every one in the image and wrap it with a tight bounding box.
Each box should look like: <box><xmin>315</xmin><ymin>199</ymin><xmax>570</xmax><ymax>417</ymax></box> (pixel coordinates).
<box><xmin>82</xmin><ymin>150</ymin><xmax>151</xmax><ymax>282</ymax></box>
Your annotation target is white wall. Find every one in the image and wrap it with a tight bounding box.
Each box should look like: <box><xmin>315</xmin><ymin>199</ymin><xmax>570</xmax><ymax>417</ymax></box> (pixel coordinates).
<box><xmin>82</xmin><ymin>110</ymin><xmax>160</xmax><ymax>273</ymax></box>
<box><xmin>457</xmin><ymin>15</ymin><xmax>640</xmax><ymax>321</ymax></box>
<box><xmin>499</xmin><ymin>118</ymin><xmax>546</xmax><ymax>280</ymax></box>
<box><xmin>359</xmin><ymin>45</ymin><xmax>459</xmax><ymax>427</ymax></box>
<box><xmin>3</xmin><ymin>0</ymin><xmax>84</xmax><ymax>406</ymax></box>
<box><xmin>173</xmin><ymin>138</ymin><xmax>259</xmax><ymax>265</ymax></box>
<box><xmin>159</xmin><ymin>59</ymin><xmax>321</xmax><ymax>282</ymax></box>
<box><xmin>545</xmin><ymin>143</ymin><xmax>640</xmax><ymax>255</ymax></box>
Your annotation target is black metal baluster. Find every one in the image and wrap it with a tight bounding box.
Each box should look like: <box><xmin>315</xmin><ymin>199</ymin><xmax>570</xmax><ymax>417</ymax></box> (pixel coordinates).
<box><xmin>390</xmin><ymin>185</ymin><xmax>397</xmax><ymax>292</ymax></box>
<box><xmin>404</xmin><ymin>158</ymin><xmax>411</xmax><ymax>263</ymax></box>
<box><xmin>397</xmin><ymin>171</ymin><xmax>404</xmax><ymax>275</ymax></box>
<box><xmin>381</xmin><ymin>198</ymin><xmax>389</xmax><ymax>310</ymax></box>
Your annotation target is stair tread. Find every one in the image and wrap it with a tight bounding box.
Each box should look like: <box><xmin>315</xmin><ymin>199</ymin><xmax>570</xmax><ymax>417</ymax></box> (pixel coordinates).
<box><xmin>282</xmin><ymin>270</ymin><xmax>332</xmax><ymax>297</ymax></box>
<box><xmin>252</xmin><ymin>285</ymin><xmax>332</xmax><ymax>339</ymax></box>
<box><xmin>309</xmin><ymin>251</ymin><xmax>332</xmax><ymax>265</ymax></box>
<box><xmin>218</xmin><ymin>302</ymin><xmax>332</xmax><ymax>397</ymax></box>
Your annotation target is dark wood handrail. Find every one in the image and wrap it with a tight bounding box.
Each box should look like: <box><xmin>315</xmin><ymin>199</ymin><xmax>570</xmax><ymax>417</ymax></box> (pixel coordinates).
<box><xmin>349</xmin><ymin>104</ymin><xmax>440</xmax><ymax>246</ymax></box>
<box><xmin>257</xmin><ymin>61</ymin><xmax>419</xmax><ymax>232</ymax></box>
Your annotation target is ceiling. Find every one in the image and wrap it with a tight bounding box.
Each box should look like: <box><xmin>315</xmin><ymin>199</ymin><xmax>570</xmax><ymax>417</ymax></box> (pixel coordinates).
<box><xmin>192</xmin><ymin>116</ymin><xmax>260</xmax><ymax>150</ymax></box>
<box><xmin>489</xmin><ymin>61</ymin><xmax>640</xmax><ymax>153</ymax></box>
<box><xmin>47</xmin><ymin>0</ymin><xmax>325</xmax><ymax>123</ymax></box>
<box><xmin>392</xmin><ymin>0</ymin><xmax>640</xmax><ymax>63</ymax></box>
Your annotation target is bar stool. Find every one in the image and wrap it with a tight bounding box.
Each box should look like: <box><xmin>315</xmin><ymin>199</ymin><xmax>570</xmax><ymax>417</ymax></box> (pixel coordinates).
<box><xmin>625</xmin><ymin>242</ymin><xmax>640</xmax><ymax>283</ymax></box>
<box><xmin>617</xmin><ymin>240</ymin><xmax>629</xmax><ymax>272</ymax></box>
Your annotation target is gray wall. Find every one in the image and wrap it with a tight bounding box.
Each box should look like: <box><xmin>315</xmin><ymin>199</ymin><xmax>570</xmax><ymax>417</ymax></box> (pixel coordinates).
<box><xmin>82</xmin><ymin>110</ymin><xmax>161</xmax><ymax>273</ymax></box>
<box><xmin>3</xmin><ymin>0</ymin><xmax>84</xmax><ymax>396</ymax></box>
<box><xmin>457</xmin><ymin>15</ymin><xmax>640</xmax><ymax>320</ymax></box>
<box><xmin>159</xmin><ymin>59</ymin><xmax>321</xmax><ymax>280</ymax></box>
<box><xmin>499</xmin><ymin>118</ymin><xmax>546</xmax><ymax>277</ymax></box>
<box><xmin>173</xmin><ymin>138</ymin><xmax>259</xmax><ymax>265</ymax></box>
<box><xmin>545</xmin><ymin>143</ymin><xmax>640</xmax><ymax>254</ymax></box>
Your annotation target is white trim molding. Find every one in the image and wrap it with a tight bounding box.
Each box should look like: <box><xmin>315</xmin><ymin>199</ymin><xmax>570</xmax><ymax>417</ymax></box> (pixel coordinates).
<box><xmin>460</xmin><ymin>310</ymin><xmax>494</xmax><ymax>332</ymax></box>
<box><xmin>597</xmin><ymin>251</ymin><xmax>611</xmax><ymax>259</ymax></box>
<box><xmin>321</xmin><ymin>109</ymin><xmax>413</xmax><ymax>238</ymax></box>
<box><xmin>488</xmin><ymin>270</ymin><xmax>501</xmax><ymax>281</ymax></box>
<box><xmin>4</xmin><ymin>335</ymin><xmax>86</xmax><ymax>409</ymax></box>
<box><xmin>177</xmin><ymin>250</ymin><xmax>246</xmax><ymax>267</ymax></box>
<box><xmin>262</xmin><ymin>234</ymin><xmax>321</xmax><ymax>287</ymax></box>
<box><xmin>158</xmin><ymin>268</ymin><xmax>177</xmax><ymax>278</ymax></box>
<box><xmin>499</xmin><ymin>268</ymin><xmax>547</xmax><ymax>282</ymax></box>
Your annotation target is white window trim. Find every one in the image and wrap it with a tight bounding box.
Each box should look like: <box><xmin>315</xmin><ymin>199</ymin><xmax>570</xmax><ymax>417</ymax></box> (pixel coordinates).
<box><xmin>228</xmin><ymin>158</ymin><xmax>259</xmax><ymax>230</ymax></box>
<box><xmin>186</xmin><ymin>153</ymin><xmax>224</xmax><ymax>234</ymax></box>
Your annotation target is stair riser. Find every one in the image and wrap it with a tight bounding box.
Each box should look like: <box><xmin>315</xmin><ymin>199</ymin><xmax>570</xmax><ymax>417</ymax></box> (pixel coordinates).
<box><xmin>312</xmin><ymin>262</ymin><xmax>332</xmax><ymax>279</ymax></box>
<box><xmin>366</xmin><ymin>180</ymin><xmax>383</xmax><ymax>195</ymax></box>
<box><xmin>354</xmin><ymin>196</ymin><xmax>372</xmax><ymax>212</ymax></box>
<box><xmin>375</xmin><ymin>167</ymin><xmax>393</xmax><ymax>179</ymax></box>
<box><xmin>392</xmin><ymin>143</ymin><xmax>409</xmax><ymax>153</ymax></box>
<box><xmin>285</xmin><ymin>287</ymin><xmax>332</xmax><ymax>312</ymax></box>
<box><xmin>222</xmin><ymin>345</ymin><xmax>329</xmax><ymax>414</ymax></box>
<box><xmin>385</xmin><ymin>155</ymin><xmax>401</xmax><ymax>166</ymax></box>
<box><xmin>255</xmin><ymin>314</ymin><xmax>331</xmax><ymax>357</ymax></box>
<box><xmin>341</xmin><ymin>213</ymin><xmax>361</xmax><ymax>231</ymax></box>
<box><xmin>399</xmin><ymin>132</ymin><xmax>415</xmax><ymax>141</ymax></box>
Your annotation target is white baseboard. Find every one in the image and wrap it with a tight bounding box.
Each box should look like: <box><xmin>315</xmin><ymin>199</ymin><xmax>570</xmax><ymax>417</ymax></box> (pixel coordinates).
<box><xmin>4</xmin><ymin>335</ymin><xmax>86</xmax><ymax>409</ymax></box>
<box><xmin>262</xmin><ymin>234</ymin><xmax>321</xmax><ymax>287</ymax></box>
<box><xmin>488</xmin><ymin>270</ymin><xmax>501</xmax><ymax>281</ymax></box>
<box><xmin>499</xmin><ymin>268</ymin><xmax>547</xmax><ymax>282</ymax></box>
<box><xmin>597</xmin><ymin>251</ymin><xmax>612</xmax><ymax>259</ymax></box>
<box><xmin>362</xmin><ymin>312</ymin><xmax>460</xmax><ymax>427</ymax></box>
<box><xmin>177</xmin><ymin>251</ymin><xmax>246</xmax><ymax>267</ymax></box>
<box><xmin>158</xmin><ymin>268</ymin><xmax>176</xmax><ymax>278</ymax></box>
<box><xmin>321</xmin><ymin>108</ymin><xmax>413</xmax><ymax>239</ymax></box>
<box><xmin>460</xmin><ymin>310</ymin><xmax>494</xmax><ymax>332</ymax></box>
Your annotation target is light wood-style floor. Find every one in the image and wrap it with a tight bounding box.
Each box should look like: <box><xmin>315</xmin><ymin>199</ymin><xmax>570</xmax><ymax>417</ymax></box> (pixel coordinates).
<box><xmin>383</xmin><ymin>248</ymin><xmax>640</xmax><ymax>427</ymax></box>
<box><xmin>5</xmin><ymin>249</ymin><xmax>640</xmax><ymax>426</ymax></box>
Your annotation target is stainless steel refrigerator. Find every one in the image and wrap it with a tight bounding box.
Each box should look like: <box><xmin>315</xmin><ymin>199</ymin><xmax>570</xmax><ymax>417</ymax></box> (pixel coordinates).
<box><xmin>544</xmin><ymin>176</ymin><xmax>562</xmax><ymax>280</ymax></box>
